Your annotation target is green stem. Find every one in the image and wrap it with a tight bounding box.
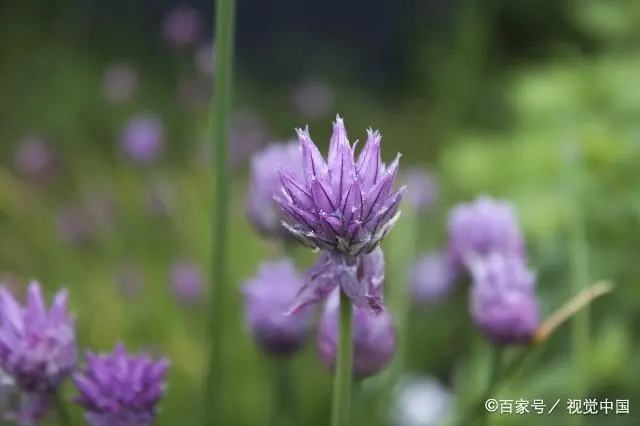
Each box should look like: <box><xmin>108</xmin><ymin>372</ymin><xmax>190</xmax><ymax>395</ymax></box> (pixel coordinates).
<box><xmin>351</xmin><ymin>380</ymin><xmax>364</xmax><ymax>426</ymax></box>
<box><xmin>330</xmin><ymin>290</ymin><xmax>354</xmax><ymax>426</ymax></box>
<box><xmin>270</xmin><ymin>360</ymin><xmax>297</xmax><ymax>426</ymax></box>
<box><xmin>483</xmin><ymin>345</ymin><xmax>503</xmax><ymax>426</ymax></box>
<box><xmin>204</xmin><ymin>0</ymin><xmax>236</xmax><ymax>424</ymax></box>
<box><xmin>53</xmin><ymin>392</ymin><xmax>73</xmax><ymax>426</ymax></box>
<box><xmin>569</xmin><ymin>205</ymin><xmax>589</xmax><ymax>426</ymax></box>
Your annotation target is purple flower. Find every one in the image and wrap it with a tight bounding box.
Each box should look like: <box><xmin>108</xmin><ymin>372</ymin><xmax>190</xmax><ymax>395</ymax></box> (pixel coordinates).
<box><xmin>194</xmin><ymin>43</ymin><xmax>215</xmax><ymax>76</ymax></box>
<box><xmin>288</xmin><ymin>246</ymin><xmax>385</xmax><ymax>316</ymax></box>
<box><xmin>246</xmin><ymin>142</ymin><xmax>304</xmax><ymax>239</ymax></box>
<box><xmin>73</xmin><ymin>342</ymin><xmax>169</xmax><ymax>426</ymax></box>
<box><xmin>275</xmin><ymin>115</ymin><xmax>405</xmax><ymax>256</ymax></box>
<box><xmin>242</xmin><ymin>259</ymin><xmax>312</xmax><ymax>357</ymax></box>
<box><xmin>410</xmin><ymin>252</ymin><xmax>458</xmax><ymax>304</ymax></box>
<box><xmin>0</xmin><ymin>282</ymin><xmax>77</xmax><ymax>393</ymax></box>
<box><xmin>170</xmin><ymin>260</ymin><xmax>204</xmax><ymax>304</ymax></box>
<box><xmin>161</xmin><ymin>7</ymin><xmax>201</xmax><ymax>48</ymax></box>
<box><xmin>103</xmin><ymin>63</ymin><xmax>137</xmax><ymax>103</ymax></box>
<box><xmin>120</xmin><ymin>115</ymin><xmax>164</xmax><ymax>164</ymax></box>
<box><xmin>292</xmin><ymin>80</ymin><xmax>334</xmax><ymax>119</ymax></box>
<box><xmin>56</xmin><ymin>205</ymin><xmax>94</xmax><ymax>245</ymax></box>
<box><xmin>317</xmin><ymin>289</ymin><xmax>396</xmax><ymax>379</ymax></box>
<box><xmin>401</xmin><ymin>168</ymin><xmax>438</xmax><ymax>212</ymax></box>
<box><xmin>468</xmin><ymin>252</ymin><xmax>541</xmax><ymax>345</ymax></box>
<box><xmin>447</xmin><ymin>196</ymin><xmax>525</xmax><ymax>268</ymax></box>
<box><xmin>14</xmin><ymin>136</ymin><xmax>56</xmax><ymax>180</ymax></box>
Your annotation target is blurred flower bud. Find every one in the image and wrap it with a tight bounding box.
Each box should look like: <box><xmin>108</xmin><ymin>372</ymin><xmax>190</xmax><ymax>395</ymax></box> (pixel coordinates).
<box><xmin>410</xmin><ymin>251</ymin><xmax>458</xmax><ymax>304</ymax></box>
<box><xmin>447</xmin><ymin>195</ymin><xmax>525</xmax><ymax>268</ymax></box>
<box><xmin>292</xmin><ymin>79</ymin><xmax>334</xmax><ymax>119</ymax></box>
<box><xmin>468</xmin><ymin>252</ymin><xmax>541</xmax><ymax>345</ymax></box>
<box><xmin>242</xmin><ymin>259</ymin><xmax>313</xmax><ymax>357</ymax></box>
<box><xmin>401</xmin><ymin>168</ymin><xmax>438</xmax><ymax>212</ymax></box>
<box><xmin>317</xmin><ymin>289</ymin><xmax>396</xmax><ymax>379</ymax></box>
<box><xmin>161</xmin><ymin>7</ymin><xmax>201</xmax><ymax>48</ymax></box>
<box><xmin>103</xmin><ymin>62</ymin><xmax>137</xmax><ymax>103</ymax></box>
<box><xmin>120</xmin><ymin>115</ymin><xmax>164</xmax><ymax>164</ymax></box>
<box><xmin>246</xmin><ymin>141</ymin><xmax>303</xmax><ymax>240</ymax></box>
<box><xmin>170</xmin><ymin>260</ymin><xmax>204</xmax><ymax>304</ymax></box>
<box><xmin>13</xmin><ymin>136</ymin><xmax>56</xmax><ymax>181</ymax></box>
<box><xmin>195</xmin><ymin>42</ymin><xmax>215</xmax><ymax>76</ymax></box>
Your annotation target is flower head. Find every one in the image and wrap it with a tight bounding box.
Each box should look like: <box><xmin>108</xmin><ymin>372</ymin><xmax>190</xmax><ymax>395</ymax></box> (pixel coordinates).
<box><xmin>402</xmin><ymin>168</ymin><xmax>438</xmax><ymax>212</ymax></box>
<box><xmin>170</xmin><ymin>260</ymin><xmax>204</xmax><ymax>304</ymax></box>
<box><xmin>0</xmin><ymin>282</ymin><xmax>77</xmax><ymax>393</ymax></box>
<box><xmin>161</xmin><ymin>7</ymin><xmax>201</xmax><ymax>48</ymax></box>
<box><xmin>317</xmin><ymin>289</ymin><xmax>396</xmax><ymax>379</ymax></box>
<box><xmin>410</xmin><ymin>252</ymin><xmax>458</xmax><ymax>304</ymax></box>
<box><xmin>103</xmin><ymin>63</ymin><xmax>137</xmax><ymax>103</ymax></box>
<box><xmin>288</xmin><ymin>246</ymin><xmax>385</xmax><ymax>315</ymax></box>
<box><xmin>247</xmin><ymin>142</ymin><xmax>304</xmax><ymax>239</ymax></box>
<box><xmin>447</xmin><ymin>196</ymin><xmax>525</xmax><ymax>267</ymax></box>
<box><xmin>275</xmin><ymin>115</ymin><xmax>405</xmax><ymax>256</ymax></box>
<box><xmin>242</xmin><ymin>259</ymin><xmax>312</xmax><ymax>357</ymax></box>
<box><xmin>120</xmin><ymin>115</ymin><xmax>164</xmax><ymax>164</ymax></box>
<box><xmin>74</xmin><ymin>342</ymin><xmax>169</xmax><ymax>426</ymax></box>
<box><xmin>14</xmin><ymin>136</ymin><xmax>56</xmax><ymax>180</ymax></box>
<box><xmin>468</xmin><ymin>252</ymin><xmax>541</xmax><ymax>345</ymax></box>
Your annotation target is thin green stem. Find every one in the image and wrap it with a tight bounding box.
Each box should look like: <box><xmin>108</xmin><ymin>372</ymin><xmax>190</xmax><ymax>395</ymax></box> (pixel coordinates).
<box><xmin>270</xmin><ymin>359</ymin><xmax>297</xmax><ymax>426</ymax></box>
<box><xmin>351</xmin><ymin>380</ymin><xmax>364</xmax><ymax>426</ymax></box>
<box><xmin>330</xmin><ymin>290</ymin><xmax>354</xmax><ymax>426</ymax></box>
<box><xmin>483</xmin><ymin>345</ymin><xmax>503</xmax><ymax>426</ymax></box>
<box><xmin>569</xmin><ymin>206</ymin><xmax>589</xmax><ymax>426</ymax></box>
<box><xmin>53</xmin><ymin>391</ymin><xmax>73</xmax><ymax>426</ymax></box>
<box><xmin>204</xmin><ymin>0</ymin><xmax>236</xmax><ymax>424</ymax></box>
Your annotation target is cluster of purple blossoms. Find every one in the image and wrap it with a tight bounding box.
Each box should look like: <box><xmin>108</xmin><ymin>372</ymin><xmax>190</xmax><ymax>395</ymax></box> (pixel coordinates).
<box><xmin>242</xmin><ymin>115</ymin><xmax>401</xmax><ymax>378</ymax></box>
<box><xmin>120</xmin><ymin>115</ymin><xmax>164</xmax><ymax>164</ymax></box>
<box><xmin>446</xmin><ymin>196</ymin><xmax>541</xmax><ymax>345</ymax></box>
<box><xmin>410</xmin><ymin>251</ymin><xmax>458</xmax><ymax>305</ymax></box>
<box><xmin>13</xmin><ymin>136</ymin><xmax>56</xmax><ymax>181</ymax></box>
<box><xmin>0</xmin><ymin>281</ymin><xmax>168</xmax><ymax>423</ymax></box>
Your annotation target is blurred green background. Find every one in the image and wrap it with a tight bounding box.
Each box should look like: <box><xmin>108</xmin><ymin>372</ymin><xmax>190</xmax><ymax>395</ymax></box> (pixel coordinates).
<box><xmin>0</xmin><ymin>0</ymin><xmax>639</xmax><ymax>425</ymax></box>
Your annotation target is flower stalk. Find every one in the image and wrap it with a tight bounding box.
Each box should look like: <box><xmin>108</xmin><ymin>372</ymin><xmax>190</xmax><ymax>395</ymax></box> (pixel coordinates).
<box><xmin>204</xmin><ymin>0</ymin><xmax>236</xmax><ymax>423</ymax></box>
<box><xmin>330</xmin><ymin>290</ymin><xmax>354</xmax><ymax>426</ymax></box>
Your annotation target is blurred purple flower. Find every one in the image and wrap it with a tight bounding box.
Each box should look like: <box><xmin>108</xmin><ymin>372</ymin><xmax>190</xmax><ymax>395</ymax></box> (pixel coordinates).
<box><xmin>246</xmin><ymin>141</ymin><xmax>304</xmax><ymax>240</ymax></box>
<box><xmin>74</xmin><ymin>342</ymin><xmax>169</xmax><ymax>426</ymax></box>
<box><xmin>194</xmin><ymin>42</ymin><xmax>215</xmax><ymax>76</ymax></box>
<box><xmin>116</xmin><ymin>264</ymin><xmax>143</xmax><ymax>298</ymax></box>
<box><xmin>13</xmin><ymin>136</ymin><xmax>56</xmax><ymax>180</ymax></box>
<box><xmin>242</xmin><ymin>259</ymin><xmax>312</xmax><ymax>357</ymax></box>
<box><xmin>410</xmin><ymin>251</ymin><xmax>458</xmax><ymax>304</ymax></box>
<box><xmin>145</xmin><ymin>181</ymin><xmax>174</xmax><ymax>216</ymax></box>
<box><xmin>56</xmin><ymin>205</ymin><xmax>94</xmax><ymax>245</ymax></box>
<box><xmin>392</xmin><ymin>375</ymin><xmax>453</xmax><ymax>426</ymax></box>
<box><xmin>161</xmin><ymin>7</ymin><xmax>201</xmax><ymax>48</ymax></box>
<box><xmin>120</xmin><ymin>115</ymin><xmax>164</xmax><ymax>164</ymax></box>
<box><xmin>402</xmin><ymin>168</ymin><xmax>438</xmax><ymax>212</ymax></box>
<box><xmin>177</xmin><ymin>76</ymin><xmax>210</xmax><ymax>109</ymax></box>
<box><xmin>102</xmin><ymin>62</ymin><xmax>137</xmax><ymax>103</ymax></box>
<box><xmin>0</xmin><ymin>282</ymin><xmax>76</xmax><ymax>420</ymax></box>
<box><xmin>292</xmin><ymin>79</ymin><xmax>334</xmax><ymax>119</ymax></box>
<box><xmin>170</xmin><ymin>260</ymin><xmax>204</xmax><ymax>304</ymax></box>
<box><xmin>288</xmin><ymin>247</ymin><xmax>386</xmax><ymax>316</ymax></box>
<box><xmin>447</xmin><ymin>195</ymin><xmax>525</xmax><ymax>268</ymax></box>
<box><xmin>318</xmin><ymin>288</ymin><xmax>396</xmax><ymax>379</ymax></box>
<box><xmin>468</xmin><ymin>252</ymin><xmax>541</xmax><ymax>345</ymax></box>
<box><xmin>274</xmin><ymin>116</ymin><xmax>405</xmax><ymax>256</ymax></box>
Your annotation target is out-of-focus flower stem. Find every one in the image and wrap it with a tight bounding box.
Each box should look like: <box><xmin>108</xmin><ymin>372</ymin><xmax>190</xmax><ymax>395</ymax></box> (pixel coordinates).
<box><xmin>204</xmin><ymin>0</ymin><xmax>236</xmax><ymax>423</ymax></box>
<box><xmin>54</xmin><ymin>391</ymin><xmax>73</xmax><ymax>426</ymax></box>
<box><xmin>456</xmin><ymin>281</ymin><xmax>613</xmax><ymax>426</ymax></box>
<box><xmin>351</xmin><ymin>379</ymin><xmax>364</xmax><ymax>426</ymax></box>
<box><xmin>330</xmin><ymin>289</ymin><xmax>354</xmax><ymax>426</ymax></box>
<box><xmin>270</xmin><ymin>359</ymin><xmax>296</xmax><ymax>426</ymax></box>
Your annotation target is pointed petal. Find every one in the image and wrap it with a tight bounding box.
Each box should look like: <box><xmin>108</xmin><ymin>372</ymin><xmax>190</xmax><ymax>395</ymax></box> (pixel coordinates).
<box><xmin>284</xmin><ymin>279</ymin><xmax>336</xmax><ymax>316</ymax></box>
<box><xmin>327</xmin><ymin>115</ymin><xmax>347</xmax><ymax>167</ymax></box>
<box><xmin>364</xmin><ymin>187</ymin><xmax>404</xmax><ymax>232</ymax></box>
<box><xmin>361</xmin><ymin>154</ymin><xmax>400</xmax><ymax>222</ymax></box>
<box><xmin>26</xmin><ymin>281</ymin><xmax>47</xmax><ymax>319</ymax></box>
<box><xmin>356</xmin><ymin>129</ymin><xmax>381</xmax><ymax>189</ymax></box>
<box><xmin>0</xmin><ymin>287</ymin><xmax>24</xmax><ymax>332</ymax></box>
<box><xmin>48</xmin><ymin>289</ymin><xmax>69</xmax><ymax>324</ymax></box>
<box><xmin>341</xmin><ymin>178</ymin><xmax>364</xmax><ymax>224</ymax></box>
<box><xmin>279</xmin><ymin>171</ymin><xmax>314</xmax><ymax>210</ymax></box>
<box><xmin>310</xmin><ymin>177</ymin><xmax>336</xmax><ymax>213</ymax></box>
<box><xmin>297</xmin><ymin>127</ymin><xmax>327</xmax><ymax>183</ymax></box>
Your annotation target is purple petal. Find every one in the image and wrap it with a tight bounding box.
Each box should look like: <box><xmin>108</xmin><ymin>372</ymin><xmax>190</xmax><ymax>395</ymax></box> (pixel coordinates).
<box><xmin>356</xmin><ymin>129</ymin><xmax>381</xmax><ymax>189</ymax></box>
<box><xmin>310</xmin><ymin>177</ymin><xmax>336</xmax><ymax>213</ymax></box>
<box><xmin>327</xmin><ymin>115</ymin><xmax>347</xmax><ymax>167</ymax></box>
<box><xmin>26</xmin><ymin>282</ymin><xmax>47</xmax><ymax>319</ymax></box>
<box><xmin>279</xmin><ymin>171</ymin><xmax>314</xmax><ymax>210</ymax></box>
<box><xmin>298</xmin><ymin>127</ymin><xmax>327</xmax><ymax>182</ymax></box>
